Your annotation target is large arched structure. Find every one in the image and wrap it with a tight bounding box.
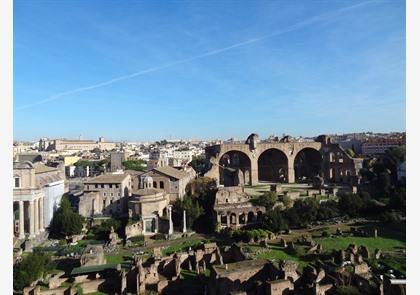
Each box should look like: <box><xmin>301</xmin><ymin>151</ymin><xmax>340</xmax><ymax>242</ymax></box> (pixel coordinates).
<box><xmin>258</xmin><ymin>148</ymin><xmax>288</xmax><ymax>183</ymax></box>
<box><xmin>219</xmin><ymin>150</ymin><xmax>251</xmax><ymax>186</ymax></box>
<box><xmin>294</xmin><ymin>148</ymin><xmax>322</xmax><ymax>183</ymax></box>
<box><xmin>205</xmin><ymin>134</ymin><xmax>362</xmax><ymax>186</ymax></box>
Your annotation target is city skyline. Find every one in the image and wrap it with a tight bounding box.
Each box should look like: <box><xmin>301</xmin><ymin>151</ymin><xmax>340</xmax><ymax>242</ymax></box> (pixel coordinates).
<box><xmin>14</xmin><ymin>129</ymin><xmax>406</xmax><ymax>143</ymax></box>
<box><xmin>14</xmin><ymin>0</ymin><xmax>405</xmax><ymax>140</ymax></box>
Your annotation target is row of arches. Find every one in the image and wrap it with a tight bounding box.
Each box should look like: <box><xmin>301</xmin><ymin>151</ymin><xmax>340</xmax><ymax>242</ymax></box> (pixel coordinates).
<box><xmin>219</xmin><ymin>148</ymin><xmax>322</xmax><ymax>186</ymax></box>
<box><xmin>219</xmin><ymin>211</ymin><xmax>263</xmax><ymax>227</ymax></box>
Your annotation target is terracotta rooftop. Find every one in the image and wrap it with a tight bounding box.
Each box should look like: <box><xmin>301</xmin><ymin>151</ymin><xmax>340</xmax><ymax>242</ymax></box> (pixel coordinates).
<box><xmin>85</xmin><ymin>173</ymin><xmax>129</xmax><ymax>184</ymax></box>
<box><xmin>153</xmin><ymin>166</ymin><xmax>189</xmax><ymax>180</ymax></box>
<box><xmin>33</xmin><ymin>162</ymin><xmax>59</xmax><ymax>174</ymax></box>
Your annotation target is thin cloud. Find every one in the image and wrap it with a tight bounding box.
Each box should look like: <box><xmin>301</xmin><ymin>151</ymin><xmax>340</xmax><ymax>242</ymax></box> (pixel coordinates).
<box><xmin>16</xmin><ymin>1</ymin><xmax>374</xmax><ymax>111</ymax></box>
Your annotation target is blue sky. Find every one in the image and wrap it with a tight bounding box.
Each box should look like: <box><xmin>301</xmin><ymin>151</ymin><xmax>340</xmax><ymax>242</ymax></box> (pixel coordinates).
<box><xmin>14</xmin><ymin>0</ymin><xmax>406</xmax><ymax>141</ymax></box>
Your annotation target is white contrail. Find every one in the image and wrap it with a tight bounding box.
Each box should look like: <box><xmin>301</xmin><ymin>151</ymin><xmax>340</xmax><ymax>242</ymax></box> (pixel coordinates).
<box><xmin>16</xmin><ymin>1</ymin><xmax>374</xmax><ymax>110</ymax></box>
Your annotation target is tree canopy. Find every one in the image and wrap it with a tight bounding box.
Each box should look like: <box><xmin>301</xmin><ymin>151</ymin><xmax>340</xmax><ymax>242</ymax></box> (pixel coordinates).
<box><xmin>173</xmin><ymin>195</ymin><xmax>204</xmax><ymax>230</ymax></box>
<box><xmin>253</xmin><ymin>191</ymin><xmax>278</xmax><ymax>210</ymax></box>
<box><xmin>123</xmin><ymin>159</ymin><xmax>146</xmax><ymax>172</ymax></box>
<box><xmin>13</xmin><ymin>251</ymin><xmax>55</xmax><ymax>291</ymax></box>
<box><xmin>49</xmin><ymin>197</ymin><xmax>84</xmax><ymax>239</ymax></box>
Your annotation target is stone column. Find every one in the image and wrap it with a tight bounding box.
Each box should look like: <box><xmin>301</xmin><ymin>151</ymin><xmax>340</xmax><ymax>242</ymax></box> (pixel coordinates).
<box><xmin>226</xmin><ymin>214</ymin><xmax>230</xmax><ymax>227</ymax></box>
<box><xmin>154</xmin><ymin>215</ymin><xmax>158</xmax><ymax>233</ymax></box>
<box><xmin>39</xmin><ymin>198</ymin><xmax>44</xmax><ymax>232</ymax></box>
<box><xmin>34</xmin><ymin>198</ymin><xmax>39</xmax><ymax>235</ymax></box>
<box><xmin>29</xmin><ymin>200</ymin><xmax>35</xmax><ymax>238</ymax></box>
<box><xmin>287</xmin><ymin>158</ymin><xmax>295</xmax><ymax>183</ymax></box>
<box><xmin>168</xmin><ymin>205</ymin><xmax>173</xmax><ymax>235</ymax></box>
<box><xmin>250</xmin><ymin>157</ymin><xmax>259</xmax><ymax>186</ymax></box>
<box><xmin>182</xmin><ymin>210</ymin><xmax>187</xmax><ymax>233</ymax></box>
<box><xmin>19</xmin><ymin>201</ymin><xmax>25</xmax><ymax>239</ymax></box>
<box><xmin>244</xmin><ymin>212</ymin><xmax>248</xmax><ymax>224</ymax></box>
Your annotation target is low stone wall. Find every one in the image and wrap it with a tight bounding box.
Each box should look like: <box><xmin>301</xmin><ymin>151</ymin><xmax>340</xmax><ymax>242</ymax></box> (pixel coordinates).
<box><xmin>79</xmin><ymin>279</ymin><xmax>106</xmax><ymax>294</ymax></box>
<box><xmin>125</xmin><ymin>221</ymin><xmax>143</xmax><ymax>239</ymax></box>
<box><xmin>23</xmin><ymin>286</ymin><xmax>76</xmax><ymax>295</ymax></box>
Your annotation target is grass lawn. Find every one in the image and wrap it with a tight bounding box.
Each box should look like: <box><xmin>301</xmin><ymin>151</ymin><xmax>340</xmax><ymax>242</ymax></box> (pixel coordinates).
<box><xmin>105</xmin><ymin>254</ymin><xmax>126</xmax><ymax>264</ymax></box>
<box><xmin>314</xmin><ymin>236</ymin><xmax>405</xmax><ymax>254</ymax></box>
<box><xmin>161</xmin><ymin>239</ymin><xmax>203</xmax><ymax>256</ymax></box>
<box><xmin>246</xmin><ymin>244</ymin><xmax>307</xmax><ymax>271</ymax></box>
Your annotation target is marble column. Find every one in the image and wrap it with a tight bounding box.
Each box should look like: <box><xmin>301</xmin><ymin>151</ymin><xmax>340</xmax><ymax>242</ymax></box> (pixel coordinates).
<box><xmin>39</xmin><ymin>198</ymin><xmax>44</xmax><ymax>232</ymax></box>
<box><xmin>168</xmin><ymin>205</ymin><xmax>173</xmax><ymax>235</ymax></box>
<box><xmin>29</xmin><ymin>200</ymin><xmax>35</xmax><ymax>238</ymax></box>
<box><xmin>182</xmin><ymin>210</ymin><xmax>187</xmax><ymax>233</ymax></box>
<box><xmin>34</xmin><ymin>198</ymin><xmax>39</xmax><ymax>235</ymax></box>
<box><xmin>19</xmin><ymin>201</ymin><xmax>25</xmax><ymax>239</ymax></box>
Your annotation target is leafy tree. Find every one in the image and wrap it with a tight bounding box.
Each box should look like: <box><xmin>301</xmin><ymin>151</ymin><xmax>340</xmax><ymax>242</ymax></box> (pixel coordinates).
<box><xmin>317</xmin><ymin>200</ymin><xmax>340</xmax><ymax>220</ymax></box>
<box><xmin>173</xmin><ymin>195</ymin><xmax>204</xmax><ymax>229</ymax></box>
<box><xmin>13</xmin><ymin>251</ymin><xmax>55</xmax><ymax>291</ymax></box>
<box><xmin>189</xmin><ymin>156</ymin><xmax>210</xmax><ymax>175</ymax></box>
<box><xmin>123</xmin><ymin>159</ymin><xmax>146</xmax><ymax>172</ymax></box>
<box><xmin>253</xmin><ymin>191</ymin><xmax>278</xmax><ymax>210</ymax></box>
<box><xmin>292</xmin><ymin>198</ymin><xmax>319</xmax><ymax>226</ymax></box>
<box><xmin>49</xmin><ymin>197</ymin><xmax>84</xmax><ymax>239</ymax></box>
<box><xmin>389</xmin><ymin>187</ymin><xmax>406</xmax><ymax>211</ymax></box>
<box><xmin>279</xmin><ymin>195</ymin><xmax>293</xmax><ymax>208</ymax></box>
<box><xmin>185</xmin><ymin>177</ymin><xmax>217</xmax><ymax>233</ymax></box>
<box><xmin>91</xmin><ymin>218</ymin><xmax>123</xmax><ymax>240</ymax></box>
<box><xmin>338</xmin><ymin>193</ymin><xmax>364</xmax><ymax>217</ymax></box>
<box><xmin>74</xmin><ymin>159</ymin><xmax>109</xmax><ymax>175</ymax></box>
<box><xmin>187</xmin><ymin>177</ymin><xmax>217</xmax><ymax>212</ymax></box>
<box><xmin>262</xmin><ymin>207</ymin><xmax>288</xmax><ymax>233</ymax></box>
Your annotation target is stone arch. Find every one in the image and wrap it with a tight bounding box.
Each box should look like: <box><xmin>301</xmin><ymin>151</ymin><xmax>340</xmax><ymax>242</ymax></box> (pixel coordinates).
<box><xmin>221</xmin><ymin>215</ymin><xmax>228</xmax><ymax>225</ymax></box>
<box><xmin>258</xmin><ymin>148</ymin><xmax>288</xmax><ymax>183</ymax></box>
<box><xmin>219</xmin><ymin>150</ymin><xmax>251</xmax><ymax>187</ymax></box>
<box><xmin>247</xmin><ymin>211</ymin><xmax>255</xmax><ymax>223</ymax></box>
<box><xmin>294</xmin><ymin>148</ymin><xmax>322</xmax><ymax>183</ymax></box>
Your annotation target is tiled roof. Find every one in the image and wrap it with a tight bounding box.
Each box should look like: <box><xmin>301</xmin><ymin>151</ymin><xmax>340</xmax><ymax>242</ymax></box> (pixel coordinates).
<box><xmin>85</xmin><ymin>173</ymin><xmax>129</xmax><ymax>184</ymax></box>
<box><xmin>33</xmin><ymin>162</ymin><xmax>59</xmax><ymax>174</ymax></box>
<box><xmin>153</xmin><ymin>166</ymin><xmax>188</xmax><ymax>180</ymax></box>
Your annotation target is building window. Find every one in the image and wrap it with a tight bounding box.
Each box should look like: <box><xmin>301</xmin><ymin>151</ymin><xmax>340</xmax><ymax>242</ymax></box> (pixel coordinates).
<box><xmin>103</xmin><ymin>192</ymin><xmax>106</xmax><ymax>196</ymax></box>
<box><xmin>159</xmin><ymin>181</ymin><xmax>164</xmax><ymax>189</ymax></box>
<box><xmin>14</xmin><ymin>177</ymin><xmax>20</xmax><ymax>188</ymax></box>
<box><xmin>110</xmin><ymin>200</ymin><xmax>113</xmax><ymax>204</ymax></box>
<box><xmin>111</xmin><ymin>193</ymin><xmax>113</xmax><ymax>197</ymax></box>
<box><xmin>101</xmin><ymin>184</ymin><xmax>104</xmax><ymax>188</ymax></box>
<box><xmin>95</xmin><ymin>184</ymin><xmax>98</xmax><ymax>188</ymax></box>
<box><xmin>153</xmin><ymin>181</ymin><xmax>157</xmax><ymax>188</ymax></box>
